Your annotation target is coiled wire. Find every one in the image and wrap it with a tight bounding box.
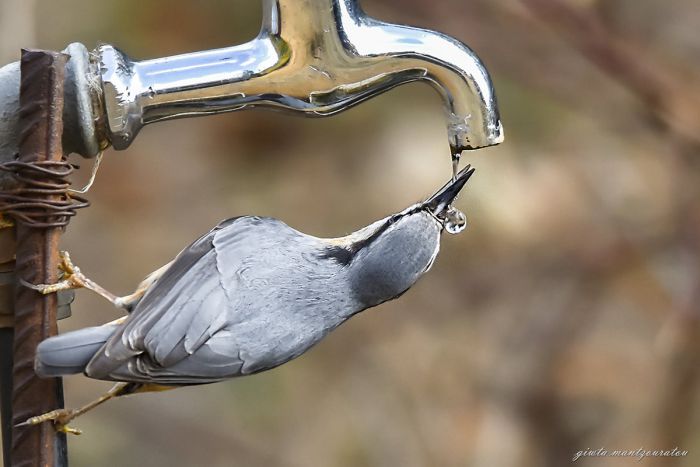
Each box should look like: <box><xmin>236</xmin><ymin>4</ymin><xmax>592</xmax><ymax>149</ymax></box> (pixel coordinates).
<box><xmin>0</xmin><ymin>158</ymin><xmax>89</xmax><ymax>228</ymax></box>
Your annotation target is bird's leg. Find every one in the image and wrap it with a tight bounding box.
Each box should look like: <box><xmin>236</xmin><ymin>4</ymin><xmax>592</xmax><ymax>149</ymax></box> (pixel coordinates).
<box><xmin>17</xmin><ymin>382</ymin><xmax>174</xmax><ymax>435</ymax></box>
<box><xmin>23</xmin><ymin>251</ymin><xmax>131</xmax><ymax>309</ymax></box>
<box><xmin>17</xmin><ymin>383</ymin><xmax>130</xmax><ymax>435</ymax></box>
<box><xmin>24</xmin><ymin>252</ymin><xmax>172</xmax><ymax>311</ymax></box>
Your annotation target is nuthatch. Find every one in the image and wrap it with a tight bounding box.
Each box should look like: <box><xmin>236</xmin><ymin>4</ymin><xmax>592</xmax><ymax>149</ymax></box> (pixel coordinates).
<box><xmin>22</xmin><ymin>166</ymin><xmax>475</xmax><ymax>433</ymax></box>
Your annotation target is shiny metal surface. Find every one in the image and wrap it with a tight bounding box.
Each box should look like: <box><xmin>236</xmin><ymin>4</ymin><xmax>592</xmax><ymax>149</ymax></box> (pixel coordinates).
<box><xmin>99</xmin><ymin>0</ymin><xmax>503</xmax><ymax>152</ymax></box>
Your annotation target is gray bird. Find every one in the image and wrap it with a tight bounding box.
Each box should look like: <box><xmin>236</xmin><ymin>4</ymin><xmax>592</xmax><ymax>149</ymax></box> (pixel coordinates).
<box><xmin>23</xmin><ymin>166</ymin><xmax>475</xmax><ymax>433</ymax></box>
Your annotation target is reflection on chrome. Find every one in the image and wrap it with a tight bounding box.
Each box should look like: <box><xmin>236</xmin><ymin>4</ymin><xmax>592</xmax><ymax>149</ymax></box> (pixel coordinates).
<box><xmin>98</xmin><ymin>0</ymin><xmax>503</xmax><ymax>152</ymax></box>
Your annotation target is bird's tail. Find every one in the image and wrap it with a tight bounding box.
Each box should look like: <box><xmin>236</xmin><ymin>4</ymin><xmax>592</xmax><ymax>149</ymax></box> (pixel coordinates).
<box><xmin>35</xmin><ymin>322</ymin><xmax>120</xmax><ymax>377</ymax></box>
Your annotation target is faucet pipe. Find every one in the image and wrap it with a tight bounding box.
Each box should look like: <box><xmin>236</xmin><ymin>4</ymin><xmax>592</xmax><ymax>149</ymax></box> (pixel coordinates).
<box><xmin>0</xmin><ymin>0</ymin><xmax>503</xmax><ymax>163</ymax></box>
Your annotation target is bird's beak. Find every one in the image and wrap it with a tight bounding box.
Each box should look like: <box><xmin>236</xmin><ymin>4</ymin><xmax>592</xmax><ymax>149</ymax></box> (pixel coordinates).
<box><xmin>423</xmin><ymin>165</ymin><xmax>476</xmax><ymax>216</ymax></box>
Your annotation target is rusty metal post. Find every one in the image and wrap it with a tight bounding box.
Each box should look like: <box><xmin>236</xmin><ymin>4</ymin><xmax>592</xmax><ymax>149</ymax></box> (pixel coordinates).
<box><xmin>0</xmin><ymin>238</ymin><xmax>15</xmax><ymax>467</ymax></box>
<box><xmin>10</xmin><ymin>50</ymin><xmax>69</xmax><ymax>467</ymax></box>
<box><xmin>1</xmin><ymin>228</ymin><xmax>17</xmax><ymax>467</ymax></box>
<box><xmin>0</xmin><ymin>327</ymin><xmax>12</xmax><ymax>464</ymax></box>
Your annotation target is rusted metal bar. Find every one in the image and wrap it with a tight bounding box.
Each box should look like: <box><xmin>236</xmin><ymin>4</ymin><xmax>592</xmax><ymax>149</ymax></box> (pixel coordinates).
<box><xmin>1</xmin><ymin>328</ymin><xmax>12</xmax><ymax>467</ymax></box>
<box><xmin>1</xmin><ymin>230</ymin><xmax>73</xmax><ymax>467</ymax></box>
<box><xmin>1</xmin><ymin>225</ymin><xmax>16</xmax><ymax>467</ymax></box>
<box><xmin>10</xmin><ymin>50</ymin><xmax>69</xmax><ymax>467</ymax></box>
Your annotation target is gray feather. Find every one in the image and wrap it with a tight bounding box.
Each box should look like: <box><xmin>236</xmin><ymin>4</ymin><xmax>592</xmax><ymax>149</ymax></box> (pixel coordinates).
<box><xmin>35</xmin><ymin>323</ymin><xmax>119</xmax><ymax>377</ymax></box>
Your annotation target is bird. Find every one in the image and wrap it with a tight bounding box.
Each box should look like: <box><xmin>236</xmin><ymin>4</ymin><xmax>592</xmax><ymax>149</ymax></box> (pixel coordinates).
<box><xmin>20</xmin><ymin>165</ymin><xmax>475</xmax><ymax>434</ymax></box>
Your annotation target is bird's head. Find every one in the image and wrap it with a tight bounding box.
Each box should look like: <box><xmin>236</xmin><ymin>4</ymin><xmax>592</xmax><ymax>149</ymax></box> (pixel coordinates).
<box><xmin>323</xmin><ymin>166</ymin><xmax>475</xmax><ymax>308</ymax></box>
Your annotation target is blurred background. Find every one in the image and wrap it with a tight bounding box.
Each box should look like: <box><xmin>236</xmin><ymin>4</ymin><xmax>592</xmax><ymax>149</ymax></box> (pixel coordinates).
<box><xmin>1</xmin><ymin>0</ymin><xmax>699</xmax><ymax>466</ymax></box>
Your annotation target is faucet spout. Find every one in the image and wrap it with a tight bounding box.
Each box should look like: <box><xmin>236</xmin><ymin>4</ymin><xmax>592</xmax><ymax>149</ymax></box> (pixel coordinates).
<box><xmin>99</xmin><ymin>0</ymin><xmax>503</xmax><ymax>152</ymax></box>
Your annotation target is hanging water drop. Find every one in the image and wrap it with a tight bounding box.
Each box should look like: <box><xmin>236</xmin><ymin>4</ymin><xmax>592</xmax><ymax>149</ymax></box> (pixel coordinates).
<box><xmin>444</xmin><ymin>206</ymin><xmax>467</xmax><ymax>234</ymax></box>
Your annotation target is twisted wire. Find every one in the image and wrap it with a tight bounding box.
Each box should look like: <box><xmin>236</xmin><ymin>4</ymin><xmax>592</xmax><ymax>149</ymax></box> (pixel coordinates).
<box><xmin>0</xmin><ymin>158</ymin><xmax>89</xmax><ymax>228</ymax></box>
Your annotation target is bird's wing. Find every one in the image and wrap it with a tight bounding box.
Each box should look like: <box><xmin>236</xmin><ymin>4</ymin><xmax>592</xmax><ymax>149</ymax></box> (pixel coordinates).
<box><xmin>89</xmin><ymin>329</ymin><xmax>247</xmax><ymax>385</ymax></box>
<box><xmin>85</xmin><ymin>216</ymin><xmax>268</xmax><ymax>381</ymax></box>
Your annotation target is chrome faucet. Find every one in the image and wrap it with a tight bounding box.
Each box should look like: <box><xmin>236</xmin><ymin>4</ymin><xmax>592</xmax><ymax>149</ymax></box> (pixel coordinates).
<box><xmin>99</xmin><ymin>0</ymin><xmax>504</xmax><ymax>154</ymax></box>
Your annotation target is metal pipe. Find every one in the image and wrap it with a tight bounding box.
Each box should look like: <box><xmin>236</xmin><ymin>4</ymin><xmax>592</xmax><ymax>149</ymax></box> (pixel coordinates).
<box><xmin>0</xmin><ymin>1</ymin><xmax>503</xmax><ymax>159</ymax></box>
<box><xmin>11</xmin><ymin>49</ymin><xmax>68</xmax><ymax>467</ymax></box>
<box><xmin>99</xmin><ymin>0</ymin><xmax>503</xmax><ymax>153</ymax></box>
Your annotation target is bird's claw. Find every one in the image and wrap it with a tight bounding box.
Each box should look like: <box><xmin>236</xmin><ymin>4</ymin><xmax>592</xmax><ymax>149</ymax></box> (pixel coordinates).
<box><xmin>57</xmin><ymin>251</ymin><xmax>78</xmax><ymax>275</ymax></box>
<box><xmin>56</xmin><ymin>424</ymin><xmax>83</xmax><ymax>435</ymax></box>
<box><xmin>17</xmin><ymin>409</ymin><xmax>83</xmax><ymax>435</ymax></box>
<box><xmin>21</xmin><ymin>251</ymin><xmax>88</xmax><ymax>295</ymax></box>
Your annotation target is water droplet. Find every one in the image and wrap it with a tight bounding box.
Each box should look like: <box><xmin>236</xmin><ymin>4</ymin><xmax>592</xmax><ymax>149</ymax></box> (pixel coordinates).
<box><xmin>444</xmin><ymin>207</ymin><xmax>467</xmax><ymax>234</ymax></box>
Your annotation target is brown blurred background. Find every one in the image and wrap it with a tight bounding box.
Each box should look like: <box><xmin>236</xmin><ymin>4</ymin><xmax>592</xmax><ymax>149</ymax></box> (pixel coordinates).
<box><xmin>1</xmin><ymin>0</ymin><xmax>699</xmax><ymax>466</ymax></box>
